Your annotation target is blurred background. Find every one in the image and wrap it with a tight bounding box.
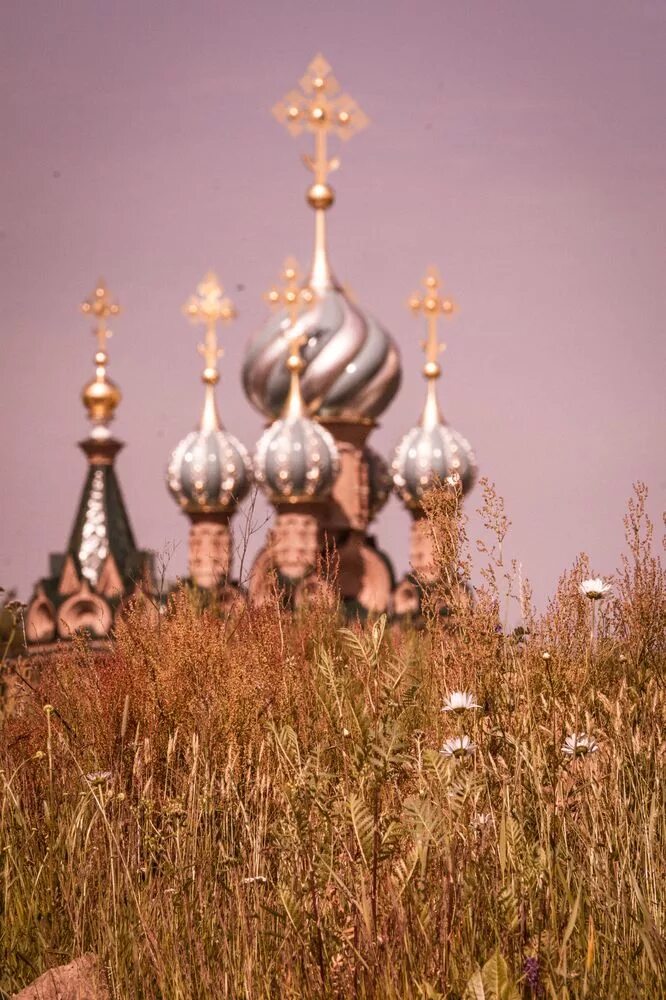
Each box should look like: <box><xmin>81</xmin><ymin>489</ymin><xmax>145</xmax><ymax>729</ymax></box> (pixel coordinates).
<box><xmin>1</xmin><ymin>0</ymin><xmax>664</xmax><ymax>609</ymax></box>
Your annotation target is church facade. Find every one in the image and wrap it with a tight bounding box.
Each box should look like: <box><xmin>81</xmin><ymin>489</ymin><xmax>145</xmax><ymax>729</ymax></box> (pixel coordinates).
<box><xmin>24</xmin><ymin>55</ymin><xmax>477</xmax><ymax>648</ymax></box>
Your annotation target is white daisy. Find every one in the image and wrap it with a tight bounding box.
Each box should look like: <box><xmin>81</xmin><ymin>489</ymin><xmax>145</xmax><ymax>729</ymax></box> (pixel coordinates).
<box><xmin>579</xmin><ymin>578</ymin><xmax>612</xmax><ymax>601</ymax></box>
<box><xmin>442</xmin><ymin>691</ymin><xmax>481</xmax><ymax>713</ymax></box>
<box><xmin>439</xmin><ymin>735</ymin><xmax>476</xmax><ymax>758</ymax></box>
<box><xmin>85</xmin><ymin>770</ymin><xmax>112</xmax><ymax>785</ymax></box>
<box><xmin>561</xmin><ymin>733</ymin><xmax>599</xmax><ymax>758</ymax></box>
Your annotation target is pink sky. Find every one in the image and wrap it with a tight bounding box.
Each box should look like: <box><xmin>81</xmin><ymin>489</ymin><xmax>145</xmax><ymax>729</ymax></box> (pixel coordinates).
<box><xmin>1</xmin><ymin>0</ymin><xmax>664</xmax><ymax>610</ymax></box>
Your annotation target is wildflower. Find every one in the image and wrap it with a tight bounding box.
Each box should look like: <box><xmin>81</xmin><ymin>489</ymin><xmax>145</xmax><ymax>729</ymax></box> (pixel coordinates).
<box><xmin>541</xmin><ymin>651</ymin><xmax>551</xmax><ymax>661</ymax></box>
<box><xmin>471</xmin><ymin>812</ymin><xmax>492</xmax><ymax>831</ymax></box>
<box><xmin>442</xmin><ymin>691</ymin><xmax>481</xmax><ymax>713</ymax></box>
<box><xmin>579</xmin><ymin>577</ymin><xmax>612</xmax><ymax>600</ymax></box>
<box><xmin>33</xmin><ymin>750</ymin><xmax>45</xmax><ymax>761</ymax></box>
<box><xmin>342</xmin><ymin>727</ymin><xmax>351</xmax><ymax>737</ymax></box>
<box><xmin>561</xmin><ymin>733</ymin><xmax>599</xmax><ymax>758</ymax></box>
<box><xmin>85</xmin><ymin>770</ymin><xmax>112</xmax><ymax>786</ymax></box>
<box><xmin>440</xmin><ymin>735</ymin><xmax>476</xmax><ymax>758</ymax></box>
<box><xmin>523</xmin><ymin>956</ymin><xmax>540</xmax><ymax>991</ymax></box>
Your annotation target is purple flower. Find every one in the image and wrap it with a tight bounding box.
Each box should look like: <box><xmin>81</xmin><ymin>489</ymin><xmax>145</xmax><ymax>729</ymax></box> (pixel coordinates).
<box><xmin>523</xmin><ymin>956</ymin><xmax>540</xmax><ymax>992</ymax></box>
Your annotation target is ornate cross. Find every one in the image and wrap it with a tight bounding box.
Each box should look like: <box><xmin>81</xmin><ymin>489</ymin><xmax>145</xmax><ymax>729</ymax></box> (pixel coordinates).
<box><xmin>272</xmin><ymin>54</ymin><xmax>368</xmax><ymax>189</ymax></box>
<box><xmin>266</xmin><ymin>259</ymin><xmax>316</xmax><ymax>418</ymax></box>
<box><xmin>265</xmin><ymin>257</ymin><xmax>314</xmax><ymax>341</ymax></box>
<box><xmin>81</xmin><ymin>280</ymin><xmax>120</xmax><ymax>357</ymax></box>
<box><xmin>408</xmin><ymin>267</ymin><xmax>457</xmax><ymax>379</ymax></box>
<box><xmin>184</xmin><ymin>272</ymin><xmax>236</xmax><ymax>385</ymax></box>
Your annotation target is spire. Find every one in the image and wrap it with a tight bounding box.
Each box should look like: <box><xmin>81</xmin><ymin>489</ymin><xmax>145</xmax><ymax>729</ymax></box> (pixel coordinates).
<box><xmin>80</xmin><ymin>280</ymin><xmax>122</xmax><ymax>440</ymax></box>
<box><xmin>272</xmin><ymin>54</ymin><xmax>369</xmax><ymax>294</ymax></box>
<box><xmin>408</xmin><ymin>267</ymin><xmax>457</xmax><ymax>431</ymax></box>
<box><xmin>183</xmin><ymin>272</ymin><xmax>236</xmax><ymax>433</ymax></box>
<box><xmin>265</xmin><ymin>258</ymin><xmax>314</xmax><ymax>419</ymax></box>
<box><xmin>71</xmin><ymin>281</ymin><xmax>145</xmax><ymax>590</ymax></box>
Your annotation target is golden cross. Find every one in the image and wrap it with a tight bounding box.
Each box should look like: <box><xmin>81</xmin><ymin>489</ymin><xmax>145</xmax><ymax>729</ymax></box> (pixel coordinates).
<box><xmin>264</xmin><ymin>257</ymin><xmax>314</xmax><ymax>351</ymax></box>
<box><xmin>408</xmin><ymin>267</ymin><xmax>457</xmax><ymax>378</ymax></box>
<box><xmin>266</xmin><ymin>258</ymin><xmax>316</xmax><ymax>419</ymax></box>
<box><xmin>81</xmin><ymin>280</ymin><xmax>120</xmax><ymax>355</ymax></box>
<box><xmin>272</xmin><ymin>54</ymin><xmax>368</xmax><ymax>187</ymax></box>
<box><xmin>183</xmin><ymin>272</ymin><xmax>236</xmax><ymax>383</ymax></box>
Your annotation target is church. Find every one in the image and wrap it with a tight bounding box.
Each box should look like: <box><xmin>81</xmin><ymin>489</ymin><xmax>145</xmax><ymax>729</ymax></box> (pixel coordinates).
<box><xmin>24</xmin><ymin>55</ymin><xmax>477</xmax><ymax>648</ymax></box>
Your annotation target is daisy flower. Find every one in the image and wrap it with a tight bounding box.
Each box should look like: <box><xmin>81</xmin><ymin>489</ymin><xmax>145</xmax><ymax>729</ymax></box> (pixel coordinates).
<box><xmin>440</xmin><ymin>735</ymin><xmax>476</xmax><ymax>758</ymax></box>
<box><xmin>442</xmin><ymin>691</ymin><xmax>481</xmax><ymax>713</ymax></box>
<box><xmin>85</xmin><ymin>770</ymin><xmax>112</xmax><ymax>785</ymax></box>
<box><xmin>579</xmin><ymin>578</ymin><xmax>612</xmax><ymax>601</ymax></box>
<box><xmin>561</xmin><ymin>733</ymin><xmax>599</xmax><ymax>758</ymax></box>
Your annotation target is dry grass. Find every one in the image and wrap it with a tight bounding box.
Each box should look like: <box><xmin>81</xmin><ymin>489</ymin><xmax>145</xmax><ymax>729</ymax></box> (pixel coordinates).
<box><xmin>1</xmin><ymin>483</ymin><xmax>664</xmax><ymax>999</ymax></box>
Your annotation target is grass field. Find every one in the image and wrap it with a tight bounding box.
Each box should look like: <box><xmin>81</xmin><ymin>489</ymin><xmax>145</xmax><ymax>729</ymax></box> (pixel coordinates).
<box><xmin>1</xmin><ymin>483</ymin><xmax>664</xmax><ymax>998</ymax></box>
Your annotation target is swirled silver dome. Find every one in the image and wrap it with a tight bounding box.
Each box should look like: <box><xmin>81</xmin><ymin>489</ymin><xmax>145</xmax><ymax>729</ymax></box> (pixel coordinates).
<box><xmin>167</xmin><ymin>428</ymin><xmax>252</xmax><ymax>514</ymax></box>
<box><xmin>254</xmin><ymin>415</ymin><xmax>339</xmax><ymax>503</ymax></box>
<box><xmin>365</xmin><ymin>446</ymin><xmax>392</xmax><ymax>520</ymax></box>
<box><xmin>392</xmin><ymin>422</ymin><xmax>477</xmax><ymax>509</ymax></box>
<box><xmin>243</xmin><ymin>287</ymin><xmax>401</xmax><ymax>421</ymax></box>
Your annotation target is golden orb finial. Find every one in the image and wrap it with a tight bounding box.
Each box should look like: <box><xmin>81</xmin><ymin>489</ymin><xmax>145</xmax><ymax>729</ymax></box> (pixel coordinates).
<box><xmin>80</xmin><ymin>279</ymin><xmax>122</xmax><ymax>437</ymax></box>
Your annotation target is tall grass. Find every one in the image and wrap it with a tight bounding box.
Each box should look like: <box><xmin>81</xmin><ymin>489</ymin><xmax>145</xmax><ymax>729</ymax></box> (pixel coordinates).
<box><xmin>1</xmin><ymin>483</ymin><xmax>664</xmax><ymax>998</ymax></box>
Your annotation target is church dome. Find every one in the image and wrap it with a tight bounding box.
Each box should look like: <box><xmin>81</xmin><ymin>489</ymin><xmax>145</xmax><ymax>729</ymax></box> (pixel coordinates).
<box><xmin>392</xmin><ymin>421</ymin><xmax>477</xmax><ymax>509</ymax></box>
<box><xmin>254</xmin><ymin>415</ymin><xmax>339</xmax><ymax>503</ymax></box>
<box><xmin>242</xmin><ymin>286</ymin><xmax>401</xmax><ymax>421</ymax></box>
<box><xmin>167</xmin><ymin>428</ymin><xmax>252</xmax><ymax>514</ymax></box>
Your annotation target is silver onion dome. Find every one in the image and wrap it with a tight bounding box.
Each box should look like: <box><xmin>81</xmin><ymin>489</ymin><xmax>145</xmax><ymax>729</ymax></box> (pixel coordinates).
<box><xmin>392</xmin><ymin>421</ymin><xmax>477</xmax><ymax>509</ymax></box>
<box><xmin>242</xmin><ymin>286</ymin><xmax>401</xmax><ymax>421</ymax></box>
<box><xmin>169</xmin><ymin>271</ymin><xmax>253</xmax><ymax>515</ymax></box>
<box><xmin>254</xmin><ymin>415</ymin><xmax>339</xmax><ymax>503</ymax></box>
<box><xmin>167</xmin><ymin>428</ymin><xmax>252</xmax><ymax>514</ymax></box>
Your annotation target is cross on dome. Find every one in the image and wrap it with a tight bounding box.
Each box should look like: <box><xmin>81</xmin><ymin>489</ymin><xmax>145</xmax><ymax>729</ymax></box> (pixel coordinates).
<box><xmin>273</xmin><ymin>53</ymin><xmax>368</xmax><ymax>222</ymax></box>
<box><xmin>81</xmin><ymin>279</ymin><xmax>120</xmax><ymax>357</ymax></box>
<box><xmin>264</xmin><ymin>257</ymin><xmax>314</xmax><ymax>340</ymax></box>
<box><xmin>80</xmin><ymin>280</ymin><xmax>122</xmax><ymax>436</ymax></box>
<box><xmin>273</xmin><ymin>55</ymin><xmax>368</xmax><ymax>180</ymax></box>
<box><xmin>408</xmin><ymin>267</ymin><xmax>457</xmax><ymax>381</ymax></box>
<box><xmin>183</xmin><ymin>272</ymin><xmax>235</xmax><ymax>387</ymax></box>
<box><xmin>265</xmin><ymin>258</ymin><xmax>315</xmax><ymax>420</ymax></box>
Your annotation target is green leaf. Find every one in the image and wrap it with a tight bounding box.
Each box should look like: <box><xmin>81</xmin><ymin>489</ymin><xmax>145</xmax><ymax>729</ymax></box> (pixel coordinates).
<box><xmin>348</xmin><ymin>792</ymin><xmax>375</xmax><ymax>866</ymax></box>
<box><xmin>371</xmin><ymin>613</ymin><xmax>387</xmax><ymax>653</ymax></box>
<box><xmin>498</xmin><ymin>882</ymin><xmax>520</xmax><ymax>934</ymax></box>
<box><xmin>379</xmin><ymin>819</ymin><xmax>403</xmax><ymax>861</ymax></box>
<box><xmin>463</xmin><ymin>969</ymin><xmax>485</xmax><ymax>1000</ymax></box>
<box><xmin>481</xmin><ymin>952</ymin><xmax>520</xmax><ymax>1000</ymax></box>
<box><xmin>338</xmin><ymin>627</ymin><xmax>368</xmax><ymax>662</ymax></box>
<box><xmin>403</xmin><ymin>794</ymin><xmax>443</xmax><ymax>848</ymax></box>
